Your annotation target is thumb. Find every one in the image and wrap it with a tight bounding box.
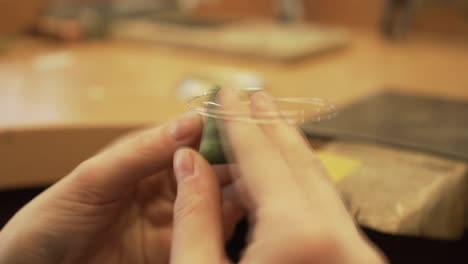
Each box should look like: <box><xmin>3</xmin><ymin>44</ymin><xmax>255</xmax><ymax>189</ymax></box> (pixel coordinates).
<box><xmin>171</xmin><ymin>148</ymin><xmax>228</xmax><ymax>264</ymax></box>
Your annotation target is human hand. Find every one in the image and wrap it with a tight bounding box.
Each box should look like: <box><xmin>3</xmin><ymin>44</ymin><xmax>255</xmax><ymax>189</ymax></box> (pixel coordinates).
<box><xmin>170</xmin><ymin>89</ymin><xmax>388</xmax><ymax>263</ymax></box>
<box><xmin>0</xmin><ymin>113</ymin><xmax>243</xmax><ymax>264</ymax></box>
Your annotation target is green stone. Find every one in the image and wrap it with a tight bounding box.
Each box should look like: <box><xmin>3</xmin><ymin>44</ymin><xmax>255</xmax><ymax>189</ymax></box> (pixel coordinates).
<box><xmin>198</xmin><ymin>88</ymin><xmax>227</xmax><ymax>164</ymax></box>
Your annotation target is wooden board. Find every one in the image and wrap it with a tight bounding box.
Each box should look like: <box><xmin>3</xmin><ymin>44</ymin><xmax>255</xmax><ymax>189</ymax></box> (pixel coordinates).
<box><xmin>0</xmin><ymin>29</ymin><xmax>468</xmax><ymax>190</ymax></box>
<box><xmin>110</xmin><ymin>19</ymin><xmax>349</xmax><ymax>61</ymax></box>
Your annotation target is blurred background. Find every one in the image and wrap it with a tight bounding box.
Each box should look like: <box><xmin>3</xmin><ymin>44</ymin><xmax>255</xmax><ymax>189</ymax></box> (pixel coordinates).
<box><xmin>1</xmin><ymin>1</ymin><xmax>468</xmax><ymax>263</ymax></box>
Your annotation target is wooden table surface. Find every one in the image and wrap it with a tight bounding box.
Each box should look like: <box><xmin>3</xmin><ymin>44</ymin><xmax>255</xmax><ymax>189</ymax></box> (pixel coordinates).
<box><xmin>1</xmin><ymin>29</ymin><xmax>468</xmax><ymax>189</ymax></box>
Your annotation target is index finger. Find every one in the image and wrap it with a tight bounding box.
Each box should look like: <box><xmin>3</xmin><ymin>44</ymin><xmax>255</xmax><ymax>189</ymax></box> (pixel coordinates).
<box><xmin>219</xmin><ymin>88</ymin><xmax>302</xmax><ymax>209</ymax></box>
<box><xmin>62</xmin><ymin>112</ymin><xmax>203</xmax><ymax>203</ymax></box>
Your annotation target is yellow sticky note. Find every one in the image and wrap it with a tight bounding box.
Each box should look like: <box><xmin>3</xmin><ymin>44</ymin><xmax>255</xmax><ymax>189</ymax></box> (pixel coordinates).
<box><xmin>316</xmin><ymin>152</ymin><xmax>361</xmax><ymax>183</ymax></box>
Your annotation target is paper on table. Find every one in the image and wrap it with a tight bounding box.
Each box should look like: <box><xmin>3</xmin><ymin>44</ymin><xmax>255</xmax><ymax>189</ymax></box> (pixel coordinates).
<box><xmin>316</xmin><ymin>152</ymin><xmax>362</xmax><ymax>183</ymax></box>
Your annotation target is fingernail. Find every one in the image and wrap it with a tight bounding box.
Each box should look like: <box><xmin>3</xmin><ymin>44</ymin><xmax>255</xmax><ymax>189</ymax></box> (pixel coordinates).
<box><xmin>174</xmin><ymin>149</ymin><xmax>194</xmax><ymax>181</ymax></box>
<box><xmin>253</xmin><ymin>91</ymin><xmax>275</xmax><ymax>108</ymax></box>
<box><xmin>219</xmin><ymin>88</ymin><xmax>238</xmax><ymax>109</ymax></box>
<box><xmin>171</xmin><ymin>112</ymin><xmax>199</xmax><ymax>141</ymax></box>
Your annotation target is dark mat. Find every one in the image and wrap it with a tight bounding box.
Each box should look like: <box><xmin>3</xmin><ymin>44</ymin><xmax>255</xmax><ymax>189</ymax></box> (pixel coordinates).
<box><xmin>226</xmin><ymin>218</ymin><xmax>468</xmax><ymax>264</ymax></box>
<box><xmin>1</xmin><ymin>187</ymin><xmax>467</xmax><ymax>263</ymax></box>
<box><xmin>0</xmin><ymin>187</ymin><xmax>47</xmax><ymax>227</ymax></box>
<box><xmin>364</xmin><ymin>228</ymin><xmax>468</xmax><ymax>264</ymax></box>
<box><xmin>302</xmin><ymin>91</ymin><xmax>468</xmax><ymax>160</ymax></box>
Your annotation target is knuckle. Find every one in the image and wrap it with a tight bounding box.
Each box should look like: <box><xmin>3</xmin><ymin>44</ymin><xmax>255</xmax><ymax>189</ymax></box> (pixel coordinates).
<box><xmin>68</xmin><ymin>158</ymin><xmax>119</xmax><ymax>205</ymax></box>
<box><xmin>291</xmin><ymin>148</ymin><xmax>330</xmax><ymax>181</ymax></box>
<box><xmin>73</xmin><ymin>158</ymin><xmax>100</xmax><ymax>180</ymax></box>
<box><xmin>174</xmin><ymin>186</ymin><xmax>204</xmax><ymax>224</ymax></box>
<box><xmin>132</xmin><ymin>130</ymin><xmax>168</xmax><ymax>159</ymax></box>
<box><xmin>287</xmin><ymin>229</ymin><xmax>336</xmax><ymax>246</ymax></box>
<box><xmin>284</xmin><ymin>231</ymin><xmax>342</xmax><ymax>262</ymax></box>
<box><xmin>280</xmin><ymin>140</ymin><xmax>313</xmax><ymax>166</ymax></box>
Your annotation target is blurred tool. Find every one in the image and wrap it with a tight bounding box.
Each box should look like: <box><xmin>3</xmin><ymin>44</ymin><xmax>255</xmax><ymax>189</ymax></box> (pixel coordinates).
<box><xmin>275</xmin><ymin>0</ymin><xmax>305</xmax><ymax>23</ymax></box>
<box><xmin>381</xmin><ymin>0</ymin><xmax>416</xmax><ymax>38</ymax></box>
<box><xmin>177</xmin><ymin>0</ymin><xmax>219</xmax><ymax>13</ymax></box>
<box><xmin>382</xmin><ymin>0</ymin><xmax>468</xmax><ymax>38</ymax></box>
<box><xmin>36</xmin><ymin>1</ymin><xmax>112</xmax><ymax>41</ymax></box>
<box><xmin>112</xmin><ymin>0</ymin><xmax>176</xmax><ymax>14</ymax></box>
<box><xmin>112</xmin><ymin>0</ymin><xmax>217</xmax><ymax>14</ymax></box>
<box><xmin>34</xmin><ymin>0</ymin><xmax>217</xmax><ymax>41</ymax></box>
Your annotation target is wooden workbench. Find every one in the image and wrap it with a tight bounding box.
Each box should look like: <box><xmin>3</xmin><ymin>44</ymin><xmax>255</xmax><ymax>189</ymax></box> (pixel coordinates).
<box><xmin>1</xmin><ymin>30</ymin><xmax>468</xmax><ymax>189</ymax></box>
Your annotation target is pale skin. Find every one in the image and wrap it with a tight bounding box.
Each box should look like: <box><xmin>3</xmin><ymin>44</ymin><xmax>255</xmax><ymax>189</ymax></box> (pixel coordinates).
<box><xmin>0</xmin><ymin>112</ymin><xmax>243</xmax><ymax>264</ymax></box>
<box><xmin>0</xmin><ymin>89</ymin><xmax>388</xmax><ymax>264</ymax></box>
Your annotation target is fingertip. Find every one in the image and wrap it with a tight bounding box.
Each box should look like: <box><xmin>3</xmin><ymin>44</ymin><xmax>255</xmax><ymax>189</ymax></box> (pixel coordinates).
<box><xmin>171</xmin><ymin>149</ymin><xmax>227</xmax><ymax>264</ymax></box>
<box><xmin>251</xmin><ymin>90</ymin><xmax>270</xmax><ymax>101</ymax></box>
<box><xmin>174</xmin><ymin>148</ymin><xmax>219</xmax><ymax>187</ymax></box>
<box><xmin>171</xmin><ymin>112</ymin><xmax>203</xmax><ymax>142</ymax></box>
<box><xmin>251</xmin><ymin>91</ymin><xmax>279</xmax><ymax>121</ymax></box>
<box><xmin>174</xmin><ymin>148</ymin><xmax>195</xmax><ymax>182</ymax></box>
<box><xmin>219</xmin><ymin>88</ymin><xmax>241</xmax><ymax>111</ymax></box>
<box><xmin>191</xmin><ymin>150</ymin><xmax>219</xmax><ymax>183</ymax></box>
<box><xmin>189</xmin><ymin>148</ymin><xmax>207</xmax><ymax>164</ymax></box>
<box><xmin>251</xmin><ymin>91</ymin><xmax>275</xmax><ymax>108</ymax></box>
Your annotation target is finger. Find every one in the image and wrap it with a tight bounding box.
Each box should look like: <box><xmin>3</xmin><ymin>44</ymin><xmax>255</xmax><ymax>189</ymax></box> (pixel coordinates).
<box><xmin>219</xmin><ymin>88</ymin><xmax>303</xmax><ymax>209</ymax></box>
<box><xmin>222</xmin><ymin>184</ymin><xmax>246</xmax><ymax>240</ymax></box>
<box><xmin>63</xmin><ymin>112</ymin><xmax>203</xmax><ymax>203</ymax></box>
<box><xmin>250</xmin><ymin>91</ymin><xmax>328</xmax><ymax>181</ymax></box>
<box><xmin>171</xmin><ymin>148</ymin><xmax>227</xmax><ymax>264</ymax></box>
<box><xmin>250</xmin><ymin>92</ymin><xmax>355</xmax><ymax>228</ymax></box>
<box><xmin>213</xmin><ymin>164</ymin><xmax>234</xmax><ymax>186</ymax></box>
<box><xmin>152</xmin><ymin>164</ymin><xmax>235</xmax><ymax>206</ymax></box>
